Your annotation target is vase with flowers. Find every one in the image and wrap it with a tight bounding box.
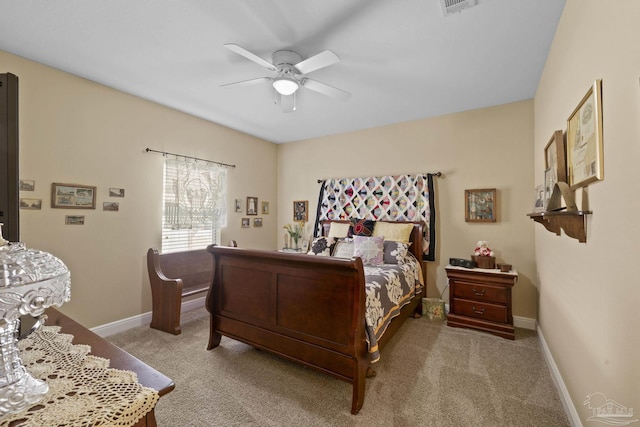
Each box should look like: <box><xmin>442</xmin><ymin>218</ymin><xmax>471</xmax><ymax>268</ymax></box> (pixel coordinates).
<box><xmin>283</xmin><ymin>222</ymin><xmax>305</xmax><ymax>250</ymax></box>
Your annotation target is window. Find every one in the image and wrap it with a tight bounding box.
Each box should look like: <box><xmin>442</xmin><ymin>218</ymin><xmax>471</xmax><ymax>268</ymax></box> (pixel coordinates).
<box><xmin>161</xmin><ymin>157</ymin><xmax>227</xmax><ymax>253</ymax></box>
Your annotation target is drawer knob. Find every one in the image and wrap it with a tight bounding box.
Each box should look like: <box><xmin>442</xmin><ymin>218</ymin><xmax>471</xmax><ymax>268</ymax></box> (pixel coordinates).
<box><xmin>472</xmin><ymin>306</ymin><xmax>485</xmax><ymax>315</ymax></box>
<box><xmin>472</xmin><ymin>288</ymin><xmax>486</xmax><ymax>296</ymax></box>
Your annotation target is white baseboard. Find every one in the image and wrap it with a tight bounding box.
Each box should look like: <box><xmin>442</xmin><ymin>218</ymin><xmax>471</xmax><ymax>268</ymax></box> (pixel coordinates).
<box><xmin>514</xmin><ymin>315</ymin><xmax>537</xmax><ymax>330</ymax></box>
<box><xmin>537</xmin><ymin>326</ymin><xmax>582</xmax><ymax>427</ymax></box>
<box><xmin>90</xmin><ymin>296</ymin><xmax>206</xmax><ymax>338</ymax></box>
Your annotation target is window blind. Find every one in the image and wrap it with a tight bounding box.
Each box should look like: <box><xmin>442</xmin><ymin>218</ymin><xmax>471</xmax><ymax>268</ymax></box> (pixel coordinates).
<box><xmin>161</xmin><ymin>157</ymin><xmax>227</xmax><ymax>253</ymax></box>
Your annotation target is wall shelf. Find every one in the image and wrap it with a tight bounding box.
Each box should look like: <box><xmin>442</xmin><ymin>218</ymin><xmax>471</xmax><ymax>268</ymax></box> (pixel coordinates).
<box><xmin>527</xmin><ymin>211</ymin><xmax>592</xmax><ymax>243</ymax></box>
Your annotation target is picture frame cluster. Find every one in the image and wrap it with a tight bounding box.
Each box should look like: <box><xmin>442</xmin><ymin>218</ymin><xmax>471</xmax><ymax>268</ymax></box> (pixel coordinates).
<box><xmin>236</xmin><ymin>197</ymin><xmax>267</xmax><ymax>229</ymax></box>
<box><xmin>19</xmin><ymin>180</ymin><xmax>126</xmax><ymax>225</ymax></box>
<box><xmin>536</xmin><ymin>79</ymin><xmax>604</xmax><ymax>212</ymax></box>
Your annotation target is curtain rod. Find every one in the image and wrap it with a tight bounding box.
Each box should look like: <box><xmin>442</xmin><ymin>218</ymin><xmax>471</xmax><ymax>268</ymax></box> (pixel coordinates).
<box><xmin>145</xmin><ymin>148</ymin><xmax>236</xmax><ymax>168</ymax></box>
<box><xmin>316</xmin><ymin>172</ymin><xmax>441</xmax><ymax>184</ymax></box>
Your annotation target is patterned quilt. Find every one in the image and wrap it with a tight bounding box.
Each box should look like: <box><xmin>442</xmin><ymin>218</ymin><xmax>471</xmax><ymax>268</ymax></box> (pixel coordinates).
<box><xmin>364</xmin><ymin>255</ymin><xmax>423</xmax><ymax>362</ymax></box>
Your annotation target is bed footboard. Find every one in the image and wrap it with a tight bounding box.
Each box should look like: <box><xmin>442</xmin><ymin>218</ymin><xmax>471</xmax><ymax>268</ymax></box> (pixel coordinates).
<box><xmin>206</xmin><ymin>245</ymin><xmax>369</xmax><ymax>414</ymax></box>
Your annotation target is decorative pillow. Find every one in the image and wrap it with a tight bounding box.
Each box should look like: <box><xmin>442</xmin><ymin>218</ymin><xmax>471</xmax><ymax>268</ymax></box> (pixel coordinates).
<box><xmin>372</xmin><ymin>222</ymin><xmax>413</xmax><ymax>244</ymax></box>
<box><xmin>307</xmin><ymin>236</ymin><xmax>337</xmax><ymax>256</ymax></box>
<box><xmin>327</xmin><ymin>222</ymin><xmax>351</xmax><ymax>238</ymax></box>
<box><xmin>349</xmin><ymin>219</ymin><xmax>376</xmax><ymax>237</ymax></box>
<box><xmin>383</xmin><ymin>241</ymin><xmax>411</xmax><ymax>264</ymax></box>
<box><xmin>353</xmin><ymin>236</ymin><xmax>384</xmax><ymax>266</ymax></box>
<box><xmin>332</xmin><ymin>239</ymin><xmax>355</xmax><ymax>258</ymax></box>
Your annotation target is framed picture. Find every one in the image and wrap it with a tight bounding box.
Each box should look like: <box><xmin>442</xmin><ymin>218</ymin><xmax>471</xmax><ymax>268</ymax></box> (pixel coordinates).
<box><xmin>246</xmin><ymin>197</ymin><xmax>258</xmax><ymax>215</ymax></box>
<box><xmin>235</xmin><ymin>199</ymin><xmax>243</xmax><ymax>213</ymax></box>
<box><xmin>566</xmin><ymin>79</ymin><xmax>604</xmax><ymax>189</ymax></box>
<box><xmin>20</xmin><ymin>198</ymin><xmax>42</xmax><ymax>210</ymax></box>
<box><xmin>464</xmin><ymin>188</ymin><xmax>496</xmax><ymax>222</ymax></box>
<box><xmin>103</xmin><ymin>202</ymin><xmax>119</xmax><ymax>211</ymax></box>
<box><xmin>241</xmin><ymin>218</ymin><xmax>251</xmax><ymax>228</ymax></box>
<box><xmin>533</xmin><ymin>185</ymin><xmax>545</xmax><ymax>213</ymax></box>
<box><xmin>51</xmin><ymin>183</ymin><xmax>96</xmax><ymax>209</ymax></box>
<box><xmin>109</xmin><ymin>188</ymin><xmax>125</xmax><ymax>197</ymax></box>
<box><xmin>254</xmin><ymin>218</ymin><xmax>263</xmax><ymax>227</ymax></box>
<box><xmin>293</xmin><ymin>200</ymin><xmax>308</xmax><ymax>222</ymax></box>
<box><xmin>65</xmin><ymin>215</ymin><xmax>85</xmax><ymax>225</ymax></box>
<box><xmin>544</xmin><ymin>168</ymin><xmax>555</xmax><ymax>210</ymax></box>
<box><xmin>19</xmin><ymin>179</ymin><xmax>35</xmax><ymax>191</ymax></box>
<box><xmin>261</xmin><ymin>201</ymin><xmax>269</xmax><ymax>215</ymax></box>
<box><xmin>544</xmin><ymin>130</ymin><xmax>566</xmax><ymax>184</ymax></box>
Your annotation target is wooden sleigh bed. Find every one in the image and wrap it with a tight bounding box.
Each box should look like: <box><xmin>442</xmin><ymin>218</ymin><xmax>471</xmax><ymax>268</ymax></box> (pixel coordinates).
<box><xmin>205</xmin><ymin>220</ymin><xmax>426</xmax><ymax>414</ymax></box>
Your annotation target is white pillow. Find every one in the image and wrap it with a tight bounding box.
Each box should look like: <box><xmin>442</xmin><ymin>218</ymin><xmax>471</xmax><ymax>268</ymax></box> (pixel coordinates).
<box><xmin>332</xmin><ymin>239</ymin><xmax>354</xmax><ymax>258</ymax></box>
<box><xmin>328</xmin><ymin>222</ymin><xmax>351</xmax><ymax>238</ymax></box>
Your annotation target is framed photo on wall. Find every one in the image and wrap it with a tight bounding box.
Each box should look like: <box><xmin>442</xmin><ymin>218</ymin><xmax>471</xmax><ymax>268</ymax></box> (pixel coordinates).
<box><xmin>293</xmin><ymin>200</ymin><xmax>308</xmax><ymax>222</ymax></box>
<box><xmin>51</xmin><ymin>183</ymin><xmax>96</xmax><ymax>209</ymax></box>
<box><xmin>566</xmin><ymin>79</ymin><xmax>604</xmax><ymax>189</ymax></box>
<box><xmin>261</xmin><ymin>201</ymin><xmax>269</xmax><ymax>215</ymax></box>
<box><xmin>464</xmin><ymin>188</ymin><xmax>496</xmax><ymax>222</ymax></box>
<box><xmin>246</xmin><ymin>197</ymin><xmax>258</xmax><ymax>215</ymax></box>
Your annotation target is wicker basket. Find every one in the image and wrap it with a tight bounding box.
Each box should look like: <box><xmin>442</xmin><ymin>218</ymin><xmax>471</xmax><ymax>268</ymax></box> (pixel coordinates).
<box><xmin>471</xmin><ymin>255</ymin><xmax>495</xmax><ymax>269</ymax></box>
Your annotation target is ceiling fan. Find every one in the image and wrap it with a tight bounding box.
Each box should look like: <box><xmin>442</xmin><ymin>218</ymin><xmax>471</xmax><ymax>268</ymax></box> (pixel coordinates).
<box><xmin>221</xmin><ymin>43</ymin><xmax>350</xmax><ymax>113</ymax></box>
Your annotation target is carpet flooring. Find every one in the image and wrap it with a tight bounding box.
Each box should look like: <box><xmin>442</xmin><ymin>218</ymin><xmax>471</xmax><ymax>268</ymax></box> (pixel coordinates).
<box><xmin>107</xmin><ymin>308</ymin><xmax>569</xmax><ymax>426</ymax></box>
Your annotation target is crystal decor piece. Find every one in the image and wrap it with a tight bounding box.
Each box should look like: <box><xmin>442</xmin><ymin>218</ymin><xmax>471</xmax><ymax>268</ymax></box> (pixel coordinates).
<box><xmin>0</xmin><ymin>223</ymin><xmax>71</xmax><ymax>417</ymax></box>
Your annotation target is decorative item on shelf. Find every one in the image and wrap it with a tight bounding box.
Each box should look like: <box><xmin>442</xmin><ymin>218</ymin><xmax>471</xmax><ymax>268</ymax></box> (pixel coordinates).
<box><xmin>566</xmin><ymin>79</ymin><xmax>604</xmax><ymax>189</ymax></box>
<box><xmin>471</xmin><ymin>240</ymin><xmax>495</xmax><ymax>269</ymax></box>
<box><xmin>547</xmin><ymin>182</ymin><xmax>578</xmax><ymax>212</ymax></box>
<box><xmin>283</xmin><ymin>222</ymin><xmax>305</xmax><ymax>250</ymax></box>
<box><xmin>497</xmin><ymin>263</ymin><xmax>513</xmax><ymax>273</ymax></box>
<box><xmin>0</xmin><ymin>223</ymin><xmax>71</xmax><ymax>417</ymax></box>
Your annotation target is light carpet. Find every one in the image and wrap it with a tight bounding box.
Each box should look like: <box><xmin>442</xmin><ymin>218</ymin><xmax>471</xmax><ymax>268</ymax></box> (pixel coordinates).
<box><xmin>107</xmin><ymin>308</ymin><xmax>569</xmax><ymax>426</ymax></box>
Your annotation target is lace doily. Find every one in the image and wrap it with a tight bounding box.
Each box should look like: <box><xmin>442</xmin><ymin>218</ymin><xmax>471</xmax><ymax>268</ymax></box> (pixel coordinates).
<box><xmin>1</xmin><ymin>325</ymin><xmax>159</xmax><ymax>426</ymax></box>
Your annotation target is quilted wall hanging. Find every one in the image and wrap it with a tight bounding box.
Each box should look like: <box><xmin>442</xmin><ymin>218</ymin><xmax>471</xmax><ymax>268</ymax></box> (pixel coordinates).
<box><xmin>313</xmin><ymin>173</ymin><xmax>438</xmax><ymax>261</ymax></box>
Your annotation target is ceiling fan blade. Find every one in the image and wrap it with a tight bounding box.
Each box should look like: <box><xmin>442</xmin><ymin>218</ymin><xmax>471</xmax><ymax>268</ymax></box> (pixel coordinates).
<box><xmin>294</xmin><ymin>50</ymin><xmax>340</xmax><ymax>74</ymax></box>
<box><xmin>302</xmin><ymin>78</ymin><xmax>350</xmax><ymax>101</ymax></box>
<box><xmin>280</xmin><ymin>93</ymin><xmax>295</xmax><ymax>113</ymax></box>
<box><xmin>220</xmin><ymin>77</ymin><xmax>271</xmax><ymax>88</ymax></box>
<box><xmin>224</xmin><ymin>43</ymin><xmax>277</xmax><ymax>71</ymax></box>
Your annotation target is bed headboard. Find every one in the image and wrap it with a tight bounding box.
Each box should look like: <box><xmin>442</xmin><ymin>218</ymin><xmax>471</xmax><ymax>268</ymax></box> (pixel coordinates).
<box><xmin>320</xmin><ymin>220</ymin><xmax>424</xmax><ymax>262</ymax></box>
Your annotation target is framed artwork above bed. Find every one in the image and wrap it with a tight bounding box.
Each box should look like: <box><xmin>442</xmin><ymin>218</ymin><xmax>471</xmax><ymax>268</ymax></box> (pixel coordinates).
<box><xmin>293</xmin><ymin>200</ymin><xmax>308</xmax><ymax>222</ymax></box>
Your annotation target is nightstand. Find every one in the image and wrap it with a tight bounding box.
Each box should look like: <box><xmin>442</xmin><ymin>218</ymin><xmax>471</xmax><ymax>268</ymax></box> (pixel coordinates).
<box><xmin>445</xmin><ymin>265</ymin><xmax>518</xmax><ymax>340</ymax></box>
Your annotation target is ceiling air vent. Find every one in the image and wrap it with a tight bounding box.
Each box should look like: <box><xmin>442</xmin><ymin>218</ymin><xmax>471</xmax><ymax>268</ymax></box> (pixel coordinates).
<box><xmin>440</xmin><ymin>0</ymin><xmax>478</xmax><ymax>16</ymax></box>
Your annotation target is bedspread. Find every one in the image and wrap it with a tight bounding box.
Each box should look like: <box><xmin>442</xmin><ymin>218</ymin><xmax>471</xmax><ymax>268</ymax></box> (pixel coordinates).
<box><xmin>364</xmin><ymin>255</ymin><xmax>423</xmax><ymax>362</ymax></box>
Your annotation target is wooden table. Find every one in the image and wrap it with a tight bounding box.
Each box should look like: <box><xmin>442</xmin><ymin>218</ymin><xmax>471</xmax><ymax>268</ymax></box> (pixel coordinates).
<box><xmin>44</xmin><ymin>308</ymin><xmax>175</xmax><ymax>427</ymax></box>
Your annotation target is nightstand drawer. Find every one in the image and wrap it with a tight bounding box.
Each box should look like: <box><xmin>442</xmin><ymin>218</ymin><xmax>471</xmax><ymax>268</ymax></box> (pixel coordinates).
<box><xmin>453</xmin><ymin>281</ymin><xmax>507</xmax><ymax>304</ymax></box>
<box><xmin>453</xmin><ymin>298</ymin><xmax>507</xmax><ymax>323</ymax></box>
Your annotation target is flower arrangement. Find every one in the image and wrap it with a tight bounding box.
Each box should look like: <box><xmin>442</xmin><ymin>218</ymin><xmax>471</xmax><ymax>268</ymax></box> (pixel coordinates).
<box><xmin>474</xmin><ymin>240</ymin><xmax>494</xmax><ymax>257</ymax></box>
<box><xmin>283</xmin><ymin>222</ymin><xmax>305</xmax><ymax>248</ymax></box>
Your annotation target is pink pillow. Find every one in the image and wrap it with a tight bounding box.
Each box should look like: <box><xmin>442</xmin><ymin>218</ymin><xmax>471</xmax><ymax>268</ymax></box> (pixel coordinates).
<box><xmin>353</xmin><ymin>236</ymin><xmax>384</xmax><ymax>266</ymax></box>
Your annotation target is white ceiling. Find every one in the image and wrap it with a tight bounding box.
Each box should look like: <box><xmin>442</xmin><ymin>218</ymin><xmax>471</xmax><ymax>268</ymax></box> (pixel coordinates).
<box><xmin>0</xmin><ymin>0</ymin><xmax>565</xmax><ymax>144</ymax></box>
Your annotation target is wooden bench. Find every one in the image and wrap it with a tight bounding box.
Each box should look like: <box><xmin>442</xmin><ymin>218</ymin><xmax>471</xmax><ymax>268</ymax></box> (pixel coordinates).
<box><xmin>146</xmin><ymin>247</ymin><xmax>214</xmax><ymax>335</ymax></box>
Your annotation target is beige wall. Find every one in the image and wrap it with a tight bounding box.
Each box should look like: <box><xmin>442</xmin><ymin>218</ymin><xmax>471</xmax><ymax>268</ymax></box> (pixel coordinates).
<box><xmin>535</xmin><ymin>0</ymin><xmax>640</xmax><ymax>422</ymax></box>
<box><xmin>2</xmin><ymin>50</ymin><xmax>278</xmax><ymax>328</ymax></box>
<box><xmin>278</xmin><ymin>100</ymin><xmax>538</xmax><ymax>320</ymax></box>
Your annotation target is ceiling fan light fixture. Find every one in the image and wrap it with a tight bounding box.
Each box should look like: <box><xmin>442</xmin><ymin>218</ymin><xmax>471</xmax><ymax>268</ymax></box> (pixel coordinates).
<box><xmin>273</xmin><ymin>76</ymin><xmax>299</xmax><ymax>96</ymax></box>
